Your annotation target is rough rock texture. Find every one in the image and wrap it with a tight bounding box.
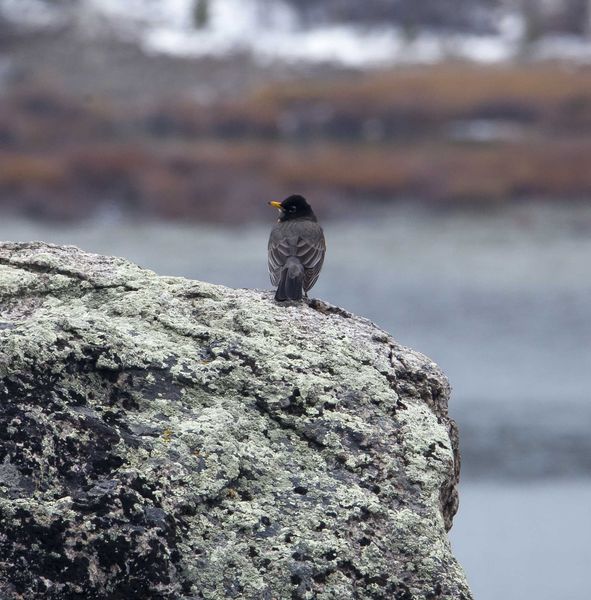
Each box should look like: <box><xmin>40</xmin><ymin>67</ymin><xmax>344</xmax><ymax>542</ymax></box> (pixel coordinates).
<box><xmin>0</xmin><ymin>242</ymin><xmax>471</xmax><ymax>600</ymax></box>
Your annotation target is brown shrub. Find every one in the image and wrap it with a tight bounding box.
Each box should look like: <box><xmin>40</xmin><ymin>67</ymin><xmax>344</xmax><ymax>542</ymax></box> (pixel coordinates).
<box><xmin>0</xmin><ymin>154</ymin><xmax>66</xmax><ymax>189</ymax></box>
<box><xmin>3</xmin><ymin>65</ymin><xmax>591</xmax><ymax>221</ymax></box>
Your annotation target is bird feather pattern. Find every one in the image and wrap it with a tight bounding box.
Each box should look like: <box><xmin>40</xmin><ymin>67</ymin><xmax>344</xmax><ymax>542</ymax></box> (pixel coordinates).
<box><xmin>268</xmin><ymin>220</ymin><xmax>325</xmax><ymax>292</ymax></box>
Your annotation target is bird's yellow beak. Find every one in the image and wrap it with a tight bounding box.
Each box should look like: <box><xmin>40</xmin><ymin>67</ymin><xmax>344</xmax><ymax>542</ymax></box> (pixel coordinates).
<box><xmin>268</xmin><ymin>201</ymin><xmax>282</xmax><ymax>210</ymax></box>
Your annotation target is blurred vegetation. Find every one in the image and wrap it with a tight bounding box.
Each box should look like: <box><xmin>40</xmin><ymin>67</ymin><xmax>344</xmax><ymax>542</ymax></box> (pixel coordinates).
<box><xmin>2</xmin><ymin>63</ymin><xmax>591</xmax><ymax>221</ymax></box>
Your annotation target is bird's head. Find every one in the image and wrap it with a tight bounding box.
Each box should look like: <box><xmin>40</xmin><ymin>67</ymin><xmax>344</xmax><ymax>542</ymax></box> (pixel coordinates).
<box><xmin>268</xmin><ymin>195</ymin><xmax>315</xmax><ymax>222</ymax></box>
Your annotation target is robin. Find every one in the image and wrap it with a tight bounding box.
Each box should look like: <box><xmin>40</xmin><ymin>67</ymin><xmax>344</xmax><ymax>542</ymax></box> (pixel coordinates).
<box><xmin>268</xmin><ymin>195</ymin><xmax>326</xmax><ymax>301</ymax></box>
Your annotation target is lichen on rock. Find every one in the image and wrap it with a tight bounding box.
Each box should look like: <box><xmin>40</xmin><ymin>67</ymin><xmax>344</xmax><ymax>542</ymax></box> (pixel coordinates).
<box><xmin>0</xmin><ymin>241</ymin><xmax>472</xmax><ymax>599</ymax></box>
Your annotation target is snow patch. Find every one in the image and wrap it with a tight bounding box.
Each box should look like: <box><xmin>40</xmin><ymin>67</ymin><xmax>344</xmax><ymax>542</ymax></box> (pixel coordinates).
<box><xmin>2</xmin><ymin>0</ymin><xmax>591</xmax><ymax>66</ymax></box>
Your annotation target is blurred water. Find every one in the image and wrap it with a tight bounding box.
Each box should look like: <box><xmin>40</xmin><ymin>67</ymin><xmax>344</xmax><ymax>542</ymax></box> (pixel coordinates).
<box><xmin>1</xmin><ymin>202</ymin><xmax>590</xmax><ymax>598</ymax></box>
<box><xmin>452</xmin><ymin>480</ymin><xmax>591</xmax><ymax>600</ymax></box>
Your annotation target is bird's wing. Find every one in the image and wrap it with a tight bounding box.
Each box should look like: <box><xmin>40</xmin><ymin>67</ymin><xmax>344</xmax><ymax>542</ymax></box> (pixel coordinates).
<box><xmin>268</xmin><ymin>222</ymin><xmax>326</xmax><ymax>290</ymax></box>
<box><xmin>268</xmin><ymin>232</ymin><xmax>295</xmax><ymax>286</ymax></box>
<box><xmin>300</xmin><ymin>233</ymin><xmax>325</xmax><ymax>292</ymax></box>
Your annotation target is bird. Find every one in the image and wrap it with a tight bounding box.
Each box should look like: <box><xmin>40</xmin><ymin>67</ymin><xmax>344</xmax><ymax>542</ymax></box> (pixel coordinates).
<box><xmin>267</xmin><ymin>195</ymin><xmax>326</xmax><ymax>302</ymax></box>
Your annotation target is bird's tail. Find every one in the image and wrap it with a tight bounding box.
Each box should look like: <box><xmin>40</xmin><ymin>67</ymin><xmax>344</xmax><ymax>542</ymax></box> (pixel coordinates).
<box><xmin>275</xmin><ymin>258</ymin><xmax>304</xmax><ymax>301</ymax></box>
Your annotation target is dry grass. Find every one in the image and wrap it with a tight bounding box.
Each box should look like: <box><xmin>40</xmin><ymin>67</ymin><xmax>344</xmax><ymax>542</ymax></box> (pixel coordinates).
<box><xmin>250</xmin><ymin>63</ymin><xmax>591</xmax><ymax>121</ymax></box>
<box><xmin>2</xmin><ymin>63</ymin><xmax>591</xmax><ymax>221</ymax></box>
<box><xmin>270</xmin><ymin>140</ymin><xmax>591</xmax><ymax>202</ymax></box>
<box><xmin>0</xmin><ymin>154</ymin><xmax>66</xmax><ymax>188</ymax></box>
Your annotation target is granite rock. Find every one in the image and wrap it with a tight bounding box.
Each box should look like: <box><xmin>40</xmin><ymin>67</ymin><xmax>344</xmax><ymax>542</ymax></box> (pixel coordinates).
<box><xmin>0</xmin><ymin>242</ymin><xmax>471</xmax><ymax>599</ymax></box>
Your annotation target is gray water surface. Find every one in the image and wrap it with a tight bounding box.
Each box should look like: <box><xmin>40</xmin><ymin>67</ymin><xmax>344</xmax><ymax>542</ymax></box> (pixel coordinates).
<box><xmin>452</xmin><ymin>480</ymin><xmax>591</xmax><ymax>600</ymax></box>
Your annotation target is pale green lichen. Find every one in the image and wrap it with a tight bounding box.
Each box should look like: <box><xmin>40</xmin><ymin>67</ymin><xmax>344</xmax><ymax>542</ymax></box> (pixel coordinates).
<box><xmin>0</xmin><ymin>241</ymin><xmax>471</xmax><ymax>600</ymax></box>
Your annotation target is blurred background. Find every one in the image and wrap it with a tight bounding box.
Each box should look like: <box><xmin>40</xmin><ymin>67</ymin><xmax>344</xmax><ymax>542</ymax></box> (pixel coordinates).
<box><xmin>1</xmin><ymin>1</ymin><xmax>590</xmax><ymax>597</ymax></box>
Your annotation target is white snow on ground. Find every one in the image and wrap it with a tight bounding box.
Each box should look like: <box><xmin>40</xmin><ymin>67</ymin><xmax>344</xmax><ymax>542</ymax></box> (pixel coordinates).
<box><xmin>145</xmin><ymin>22</ymin><xmax>521</xmax><ymax>66</ymax></box>
<box><xmin>87</xmin><ymin>0</ymin><xmax>520</xmax><ymax>65</ymax></box>
<box><xmin>1</xmin><ymin>0</ymin><xmax>591</xmax><ymax>65</ymax></box>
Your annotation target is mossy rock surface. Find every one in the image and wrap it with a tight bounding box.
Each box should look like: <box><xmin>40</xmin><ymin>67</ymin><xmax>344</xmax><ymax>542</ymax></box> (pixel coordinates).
<box><xmin>0</xmin><ymin>242</ymin><xmax>471</xmax><ymax>599</ymax></box>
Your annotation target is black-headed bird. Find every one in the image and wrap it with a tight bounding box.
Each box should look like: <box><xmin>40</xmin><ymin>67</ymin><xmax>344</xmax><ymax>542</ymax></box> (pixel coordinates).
<box><xmin>268</xmin><ymin>195</ymin><xmax>326</xmax><ymax>302</ymax></box>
